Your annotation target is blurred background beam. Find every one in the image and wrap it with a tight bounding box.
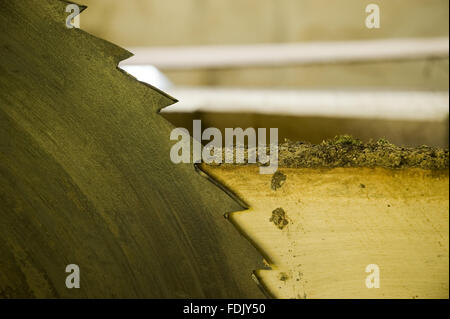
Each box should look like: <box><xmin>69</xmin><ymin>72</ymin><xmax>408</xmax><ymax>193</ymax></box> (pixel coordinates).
<box><xmin>161</xmin><ymin>88</ymin><xmax>449</xmax><ymax>122</ymax></box>
<box><xmin>123</xmin><ymin>38</ymin><xmax>449</xmax><ymax>69</ymax></box>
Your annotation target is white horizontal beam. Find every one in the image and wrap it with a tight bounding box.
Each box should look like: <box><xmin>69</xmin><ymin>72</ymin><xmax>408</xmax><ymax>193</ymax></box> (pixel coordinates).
<box><xmin>161</xmin><ymin>87</ymin><xmax>449</xmax><ymax>122</ymax></box>
<box><xmin>124</xmin><ymin>38</ymin><xmax>449</xmax><ymax>69</ymax></box>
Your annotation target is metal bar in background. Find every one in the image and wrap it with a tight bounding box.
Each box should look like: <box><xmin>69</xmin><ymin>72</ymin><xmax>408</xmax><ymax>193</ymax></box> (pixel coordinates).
<box><xmin>161</xmin><ymin>88</ymin><xmax>449</xmax><ymax>122</ymax></box>
<box><xmin>123</xmin><ymin>37</ymin><xmax>449</xmax><ymax>69</ymax></box>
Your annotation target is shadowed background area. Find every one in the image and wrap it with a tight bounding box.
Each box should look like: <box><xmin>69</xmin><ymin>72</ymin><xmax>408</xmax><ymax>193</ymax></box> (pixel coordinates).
<box><xmin>79</xmin><ymin>0</ymin><xmax>449</xmax><ymax>147</ymax></box>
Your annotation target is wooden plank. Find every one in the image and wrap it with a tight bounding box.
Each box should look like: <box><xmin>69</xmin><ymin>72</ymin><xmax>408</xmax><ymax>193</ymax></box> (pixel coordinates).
<box><xmin>202</xmin><ymin>141</ymin><xmax>449</xmax><ymax>298</ymax></box>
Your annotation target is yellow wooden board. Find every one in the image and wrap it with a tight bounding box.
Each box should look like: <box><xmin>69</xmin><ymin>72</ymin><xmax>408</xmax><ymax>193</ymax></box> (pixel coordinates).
<box><xmin>203</xmin><ymin>165</ymin><xmax>449</xmax><ymax>298</ymax></box>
